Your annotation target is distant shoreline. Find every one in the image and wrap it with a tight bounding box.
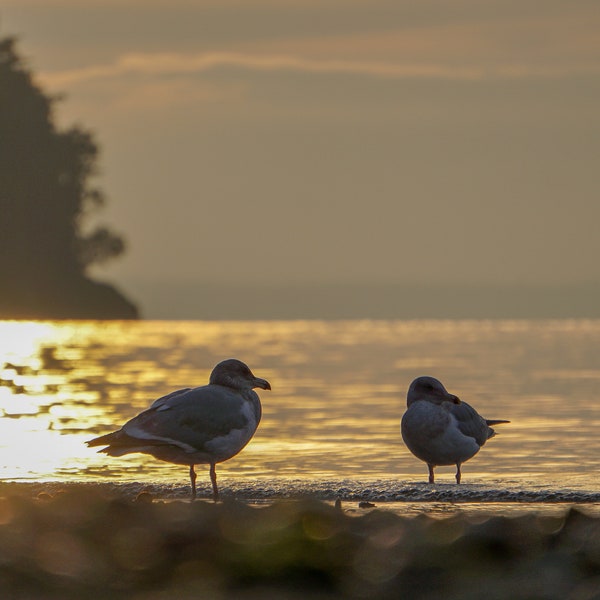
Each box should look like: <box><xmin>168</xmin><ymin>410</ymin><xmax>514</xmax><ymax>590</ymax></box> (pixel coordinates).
<box><xmin>0</xmin><ymin>277</ymin><xmax>138</xmax><ymax>320</ymax></box>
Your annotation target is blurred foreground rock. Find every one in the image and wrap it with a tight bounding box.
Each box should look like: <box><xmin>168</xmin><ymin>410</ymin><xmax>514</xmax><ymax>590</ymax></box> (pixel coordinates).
<box><xmin>0</xmin><ymin>489</ymin><xmax>598</xmax><ymax>599</ymax></box>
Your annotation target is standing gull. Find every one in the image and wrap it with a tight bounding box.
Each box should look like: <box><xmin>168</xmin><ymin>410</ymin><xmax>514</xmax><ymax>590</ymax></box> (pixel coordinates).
<box><xmin>87</xmin><ymin>359</ymin><xmax>271</xmax><ymax>500</ymax></box>
<box><xmin>401</xmin><ymin>376</ymin><xmax>509</xmax><ymax>484</ymax></box>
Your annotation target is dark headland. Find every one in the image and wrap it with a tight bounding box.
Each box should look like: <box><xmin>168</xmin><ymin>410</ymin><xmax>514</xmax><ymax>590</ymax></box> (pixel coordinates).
<box><xmin>0</xmin><ymin>36</ymin><xmax>138</xmax><ymax>320</ymax></box>
<box><xmin>0</xmin><ymin>276</ymin><xmax>138</xmax><ymax>320</ymax></box>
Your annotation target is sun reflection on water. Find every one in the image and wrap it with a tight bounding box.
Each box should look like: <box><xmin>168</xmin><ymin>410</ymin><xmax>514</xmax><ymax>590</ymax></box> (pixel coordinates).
<box><xmin>0</xmin><ymin>319</ymin><xmax>598</xmax><ymax>492</ymax></box>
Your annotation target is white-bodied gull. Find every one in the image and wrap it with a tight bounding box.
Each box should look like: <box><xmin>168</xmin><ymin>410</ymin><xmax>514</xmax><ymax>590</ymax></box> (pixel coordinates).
<box><xmin>401</xmin><ymin>376</ymin><xmax>509</xmax><ymax>484</ymax></box>
<box><xmin>87</xmin><ymin>358</ymin><xmax>271</xmax><ymax>500</ymax></box>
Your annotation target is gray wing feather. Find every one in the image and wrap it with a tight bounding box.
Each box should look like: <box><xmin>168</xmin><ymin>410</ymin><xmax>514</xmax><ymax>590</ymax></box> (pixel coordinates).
<box><xmin>123</xmin><ymin>384</ymin><xmax>251</xmax><ymax>451</ymax></box>
<box><xmin>149</xmin><ymin>387</ymin><xmax>192</xmax><ymax>409</ymax></box>
<box><xmin>450</xmin><ymin>401</ymin><xmax>492</xmax><ymax>446</ymax></box>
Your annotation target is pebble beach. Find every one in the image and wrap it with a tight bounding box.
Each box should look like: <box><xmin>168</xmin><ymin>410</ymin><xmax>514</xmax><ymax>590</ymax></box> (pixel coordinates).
<box><xmin>1</xmin><ymin>483</ymin><xmax>599</xmax><ymax>599</ymax></box>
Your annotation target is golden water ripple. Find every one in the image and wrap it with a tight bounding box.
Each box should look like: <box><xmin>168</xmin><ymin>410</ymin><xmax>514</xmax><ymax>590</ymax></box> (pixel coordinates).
<box><xmin>0</xmin><ymin>320</ymin><xmax>598</xmax><ymax>492</ymax></box>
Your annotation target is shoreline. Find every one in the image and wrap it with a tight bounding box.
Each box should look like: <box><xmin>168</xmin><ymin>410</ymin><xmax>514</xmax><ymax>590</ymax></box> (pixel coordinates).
<box><xmin>3</xmin><ymin>478</ymin><xmax>600</xmax><ymax>499</ymax></box>
<box><xmin>2</xmin><ymin>480</ymin><xmax>600</xmax><ymax>508</ymax></box>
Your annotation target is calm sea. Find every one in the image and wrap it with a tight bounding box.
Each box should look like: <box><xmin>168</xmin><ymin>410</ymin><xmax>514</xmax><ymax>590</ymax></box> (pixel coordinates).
<box><xmin>1</xmin><ymin>319</ymin><xmax>599</xmax><ymax>513</ymax></box>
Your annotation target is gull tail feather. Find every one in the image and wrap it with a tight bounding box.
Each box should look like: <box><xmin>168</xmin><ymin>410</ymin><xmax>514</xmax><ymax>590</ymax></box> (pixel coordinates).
<box><xmin>486</xmin><ymin>419</ymin><xmax>510</xmax><ymax>440</ymax></box>
<box><xmin>87</xmin><ymin>429</ymin><xmax>174</xmax><ymax>457</ymax></box>
<box><xmin>87</xmin><ymin>430</ymin><xmax>148</xmax><ymax>454</ymax></box>
<box><xmin>87</xmin><ymin>430</ymin><xmax>123</xmax><ymax>447</ymax></box>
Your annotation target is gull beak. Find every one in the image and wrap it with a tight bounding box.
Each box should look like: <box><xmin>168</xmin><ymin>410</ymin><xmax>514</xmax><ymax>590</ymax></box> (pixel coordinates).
<box><xmin>254</xmin><ymin>377</ymin><xmax>271</xmax><ymax>391</ymax></box>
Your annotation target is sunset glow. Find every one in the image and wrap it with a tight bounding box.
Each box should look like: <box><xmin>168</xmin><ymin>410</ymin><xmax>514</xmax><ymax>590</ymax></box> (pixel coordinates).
<box><xmin>0</xmin><ymin>319</ymin><xmax>598</xmax><ymax>489</ymax></box>
<box><xmin>3</xmin><ymin>1</ymin><xmax>599</xmax><ymax>319</ymax></box>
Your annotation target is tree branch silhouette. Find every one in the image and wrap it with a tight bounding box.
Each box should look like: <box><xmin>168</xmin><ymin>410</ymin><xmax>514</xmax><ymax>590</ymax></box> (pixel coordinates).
<box><xmin>0</xmin><ymin>37</ymin><xmax>138</xmax><ymax>319</ymax></box>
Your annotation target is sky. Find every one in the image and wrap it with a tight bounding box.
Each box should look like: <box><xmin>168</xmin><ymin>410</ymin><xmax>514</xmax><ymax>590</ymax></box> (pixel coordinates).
<box><xmin>3</xmin><ymin>1</ymin><xmax>600</xmax><ymax>316</ymax></box>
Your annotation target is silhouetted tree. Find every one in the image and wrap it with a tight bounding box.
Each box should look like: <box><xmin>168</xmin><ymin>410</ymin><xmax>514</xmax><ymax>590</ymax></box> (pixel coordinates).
<box><xmin>0</xmin><ymin>36</ymin><xmax>137</xmax><ymax>318</ymax></box>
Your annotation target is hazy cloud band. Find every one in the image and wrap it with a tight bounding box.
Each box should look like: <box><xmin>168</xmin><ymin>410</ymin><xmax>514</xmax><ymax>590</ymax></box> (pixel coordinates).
<box><xmin>39</xmin><ymin>51</ymin><xmax>596</xmax><ymax>88</ymax></box>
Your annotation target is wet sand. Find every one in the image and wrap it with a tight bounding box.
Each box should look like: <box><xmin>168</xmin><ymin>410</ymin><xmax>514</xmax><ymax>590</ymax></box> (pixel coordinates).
<box><xmin>0</xmin><ymin>482</ymin><xmax>599</xmax><ymax>599</ymax></box>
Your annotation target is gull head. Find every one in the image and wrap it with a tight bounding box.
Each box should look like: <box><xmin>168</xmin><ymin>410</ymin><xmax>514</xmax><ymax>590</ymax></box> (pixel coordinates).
<box><xmin>210</xmin><ymin>358</ymin><xmax>271</xmax><ymax>391</ymax></box>
<box><xmin>407</xmin><ymin>376</ymin><xmax>460</xmax><ymax>407</ymax></box>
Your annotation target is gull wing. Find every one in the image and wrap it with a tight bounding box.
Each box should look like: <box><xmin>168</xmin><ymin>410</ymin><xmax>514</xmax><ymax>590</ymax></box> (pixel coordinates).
<box><xmin>122</xmin><ymin>384</ymin><xmax>254</xmax><ymax>452</ymax></box>
<box><xmin>148</xmin><ymin>387</ymin><xmax>192</xmax><ymax>409</ymax></box>
<box><xmin>449</xmin><ymin>401</ymin><xmax>492</xmax><ymax>446</ymax></box>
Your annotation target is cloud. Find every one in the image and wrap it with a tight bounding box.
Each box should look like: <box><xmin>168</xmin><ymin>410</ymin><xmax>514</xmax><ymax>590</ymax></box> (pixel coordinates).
<box><xmin>38</xmin><ymin>49</ymin><xmax>597</xmax><ymax>91</ymax></box>
<box><xmin>37</xmin><ymin>52</ymin><xmax>481</xmax><ymax>89</ymax></box>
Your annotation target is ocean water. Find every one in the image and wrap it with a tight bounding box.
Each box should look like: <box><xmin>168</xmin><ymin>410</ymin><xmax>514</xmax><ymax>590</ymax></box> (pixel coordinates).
<box><xmin>0</xmin><ymin>319</ymin><xmax>599</xmax><ymax>512</ymax></box>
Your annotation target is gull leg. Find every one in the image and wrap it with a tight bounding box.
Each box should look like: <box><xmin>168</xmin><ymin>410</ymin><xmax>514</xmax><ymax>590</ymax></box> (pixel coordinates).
<box><xmin>189</xmin><ymin>465</ymin><xmax>197</xmax><ymax>499</ymax></box>
<box><xmin>428</xmin><ymin>464</ymin><xmax>435</xmax><ymax>484</ymax></box>
<box><xmin>209</xmin><ymin>463</ymin><xmax>219</xmax><ymax>502</ymax></box>
<box><xmin>455</xmin><ymin>463</ymin><xmax>462</xmax><ymax>484</ymax></box>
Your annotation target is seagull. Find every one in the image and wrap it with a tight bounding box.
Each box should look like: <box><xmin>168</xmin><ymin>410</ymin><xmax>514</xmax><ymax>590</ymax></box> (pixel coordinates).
<box><xmin>401</xmin><ymin>376</ymin><xmax>509</xmax><ymax>484</ymax></box>
<box><xmin>87</xmin><ymin>359</ymin><xmax>271</xmax><ymax>500</ymax></box>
